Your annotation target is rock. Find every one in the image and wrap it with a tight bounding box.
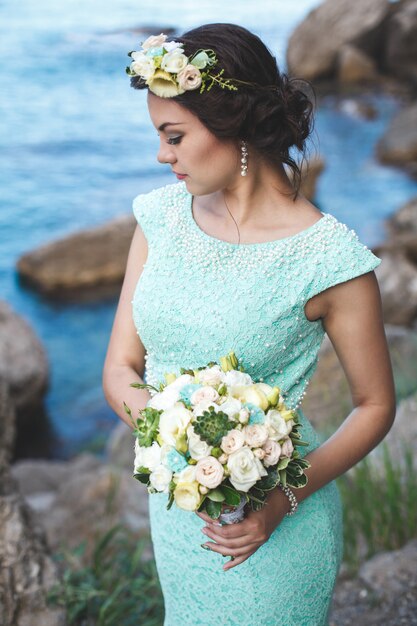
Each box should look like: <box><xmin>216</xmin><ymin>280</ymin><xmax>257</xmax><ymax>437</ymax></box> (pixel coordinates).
<box><xmin>303</xmin><ymin>325</ymin><xmax>417</xmax><ymax>432</ymax></box>
<box><xmin>330</xmin><ymin>540</ymin><xmax>417</xmax><ymax>625</ymax></box>
<box><xmin>373</xmin><ymin>248</ymin><xmax>417</xmax><ymax>325</ymax></box>
<box><xmin>0</xmin><ymin>381</ymin><xmax>15</xmax><ymax>492</ymax></box>
<box><xmin>384</xmin><ymin>0</ymin><xmax>417</xmax><ymax>85</ymax></box>
<box><xmin>0</xmin><ymin>301</ymin><xmax>48</xmax><ymax>412</ymax></box>
<box><xmin>11</xmin><ymin>453</ymin><xmax>149</xmax><ymax>555</ymax></box>
<box><xmin>376</xmin><ymin>102</ymin><xmax>417</xmax><ymax>170</ymax></box>
<box><xmin>385</xmin><ymin>196</ymin><xmax>417</xmax><ymax>237</ymax></box>
<box><xmin>17</xmin><ymin>213</ymin><xmax>137</xmax><ymax>300</ymax></box>
<box><xmin>337</xmin><ymin>98</ymin><xmax>378</xmax><ymax>120</ymax></box>
<box><xmin>0</xmin><ymin>382</ymin><xmax>65</xmax><ymax>626</ymax></box>
<box><xmin>106</xmin><ymin>421</ymin><xmax>135</xmax><ymax>470</ymax></box>
<box><xmin>337</xmin><ymin>45</ymin><xmax>378</xmax><ymax>84</ymax></box>
<box><xmin>286</xmin><ymin>0</ymin><xmax>390</xmax><ymax>81</ymax></box>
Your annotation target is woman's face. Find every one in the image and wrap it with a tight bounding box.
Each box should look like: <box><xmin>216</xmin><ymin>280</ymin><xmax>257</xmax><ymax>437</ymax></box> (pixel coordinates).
<box><xmin>147</xmin><ymin>92</ymin><xmax>240</xmax><ymax>196</ymax></box>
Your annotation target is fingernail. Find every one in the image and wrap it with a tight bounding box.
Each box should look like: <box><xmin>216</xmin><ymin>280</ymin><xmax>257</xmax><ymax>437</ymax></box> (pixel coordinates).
<box><xmin>200</xmin><ymin>544</ymin><xmax>211</xmax><ymax>551</ymax></box>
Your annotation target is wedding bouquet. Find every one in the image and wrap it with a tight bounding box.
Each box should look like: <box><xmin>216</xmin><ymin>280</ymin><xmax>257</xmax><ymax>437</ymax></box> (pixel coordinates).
<box><xmin>124</xmin><ymin>352</ymin><xmax>310</xmax><ymax>522</ymax></box>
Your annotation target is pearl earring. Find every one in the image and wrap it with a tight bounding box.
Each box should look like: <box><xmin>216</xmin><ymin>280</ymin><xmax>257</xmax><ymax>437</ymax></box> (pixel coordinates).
<box><xmin>240</xmin><ymin>140</ymin><xmax>248</xmax><ymax>176</ymax></box>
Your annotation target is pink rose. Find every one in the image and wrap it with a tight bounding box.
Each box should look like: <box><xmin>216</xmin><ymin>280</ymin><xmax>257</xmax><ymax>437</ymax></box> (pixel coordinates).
<box><xmin>195</xmin><ymin>456</ymin><xmax>224</xmax><ymax>489</ymax></box>
<box><xmin>177</xmin><ymin>64</ymin><xmax>202</xmax><ymax>90</ymax></box>
<box><xmin>221</xmin><ymin>429</ymin><xmax>245</xmax><ymax>454</ymax></box>
<box><xmin>262</xmin><ymin>439</ymin><xmax>281</xmax><ymax>467</ymax></box>
<box><xmin>280</xmin><ymin>437</ymin><xmax>294</xmax><ymax>458</ymax></box>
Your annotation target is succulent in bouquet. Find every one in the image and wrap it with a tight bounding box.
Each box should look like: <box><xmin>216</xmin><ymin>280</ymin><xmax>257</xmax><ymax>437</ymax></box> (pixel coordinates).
<box><xmin>124</xmin><ymin>351</ymin><xmax>311</xmax><ymax>523</ymax></box>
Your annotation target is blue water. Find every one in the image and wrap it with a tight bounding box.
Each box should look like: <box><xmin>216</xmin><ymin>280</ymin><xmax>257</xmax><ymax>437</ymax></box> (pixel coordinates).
<box><xmin>1</xmin><ymin>0</ymin><xmax>417</xmax><ymax>457</ymax></box>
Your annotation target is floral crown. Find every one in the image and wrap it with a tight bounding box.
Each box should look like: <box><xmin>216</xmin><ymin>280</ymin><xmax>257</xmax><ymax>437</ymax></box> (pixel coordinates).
<box><xmin>126</xmin><ymin>32</ymin><xmax>243</xmax><ymax>98</ymax></box>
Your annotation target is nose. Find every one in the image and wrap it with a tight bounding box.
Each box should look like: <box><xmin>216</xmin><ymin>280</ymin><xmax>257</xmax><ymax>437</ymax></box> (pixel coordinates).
<box><xmin>157</xmin><ymin>140</ymin><xmax>176</xmax><ymax>165</ymax></box>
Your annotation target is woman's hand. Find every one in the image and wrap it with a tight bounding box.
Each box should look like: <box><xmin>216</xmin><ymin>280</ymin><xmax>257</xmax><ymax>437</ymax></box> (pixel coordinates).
<box><xmin>195</xmin><ymin>488</ymin><xmax>290</xmax><ymax>571</ymax></box>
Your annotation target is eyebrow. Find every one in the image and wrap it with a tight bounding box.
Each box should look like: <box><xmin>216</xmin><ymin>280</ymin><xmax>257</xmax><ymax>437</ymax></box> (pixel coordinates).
<box><xmin>158</xmin><ymin>122</ymin><xmax>184</xmax><ymax>131</ymax></box>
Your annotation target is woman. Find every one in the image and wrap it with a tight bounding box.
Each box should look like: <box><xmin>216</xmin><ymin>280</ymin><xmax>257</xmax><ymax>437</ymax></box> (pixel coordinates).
<box><xmin>103</xmin><ymin>23</ymin><xmax>396</xmax><ymax>626</ymax></box>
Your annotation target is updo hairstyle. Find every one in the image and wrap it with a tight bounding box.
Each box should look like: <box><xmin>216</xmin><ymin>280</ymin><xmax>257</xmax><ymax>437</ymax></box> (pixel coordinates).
<box><xmin>131</xmin><ymin>23</ymin><xmax>315</xmax><ymax>197</ymax></box>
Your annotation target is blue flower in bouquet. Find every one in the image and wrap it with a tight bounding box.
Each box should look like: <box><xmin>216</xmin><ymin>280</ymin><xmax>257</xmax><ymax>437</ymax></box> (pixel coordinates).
<box><xmin>166</xmin><ymin>448</ymin><xmax>189</xmax><ymax>473</ymax></box>
<box><xmin>179</xmin><ymin>383</ymin><xmax>202</xmax><ymax>406</ymax></box>
<box><xmin>244</xmin><ymin>402</ymin><xmax>266</xmax><ymax>425</ymax></box>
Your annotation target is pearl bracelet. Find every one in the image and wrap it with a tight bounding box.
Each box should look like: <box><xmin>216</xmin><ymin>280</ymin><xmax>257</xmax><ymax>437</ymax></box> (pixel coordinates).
<box><xmin>278</xmin><ymin>483</ymin><xmax>298</xmax><ymax>516</ymax></box>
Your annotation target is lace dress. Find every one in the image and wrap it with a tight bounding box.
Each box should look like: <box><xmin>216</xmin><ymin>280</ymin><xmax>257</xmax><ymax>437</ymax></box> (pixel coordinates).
<box><xmin>131</xmin><ymin>181</ymin><xmax>381</xmax><ymax>626</ymax></box>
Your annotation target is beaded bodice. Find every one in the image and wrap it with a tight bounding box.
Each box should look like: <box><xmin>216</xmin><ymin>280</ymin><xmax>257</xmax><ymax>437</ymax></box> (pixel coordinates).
<box><xmin>131</xmin><ymin>181</ymin><xmax>381</xmax><ymax>412</ymax></box>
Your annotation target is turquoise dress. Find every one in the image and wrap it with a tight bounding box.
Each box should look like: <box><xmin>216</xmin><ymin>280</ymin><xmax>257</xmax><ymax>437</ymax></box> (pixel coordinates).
<box><xmin>131</xmin><ymin>181</ymin><xmax>381</xmax><ymax>626</ymax></box>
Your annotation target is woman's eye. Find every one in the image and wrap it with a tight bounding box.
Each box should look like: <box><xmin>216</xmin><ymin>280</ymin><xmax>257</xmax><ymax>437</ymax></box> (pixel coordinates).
<box><xmin>167</xmin><ymin>136</ymin><xmax>182</xmax><ymax>145</ymax></box>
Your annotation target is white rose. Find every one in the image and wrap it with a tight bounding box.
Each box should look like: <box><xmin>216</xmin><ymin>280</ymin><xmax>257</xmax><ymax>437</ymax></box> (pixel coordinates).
<box><xmin>221</xmin><ymin>428</ymin><xmax>245</xmax><ymax>454</ymax></box>
<box><xmin>227</xmin><ymin>446</ymin><xmax>268</xmax><ymax>492</ymax></box>
<box><xmin>130</xmin><ymin>51</ymin><xmax>155</xmax><ymax>79</ymax></box>
<box><xmin>177</xmin><ymin>64</ymin><xmax>202</xmax><ymax>90</ymax></box>
<box><xmin>195</xmin><ymin>456</ymin><xmax>224</xmax><ymax>489</ymax></box>
<box><xmin>163</xmin><ymin>40</ymin><xmax>182</xmax><ymax>52</ymax></box>
<box><xmin>265</xmin><ymin>410</ymin><xmax>294</xmax><ymax>441</ymax></box>
<box><xmin>193</xmin><ymin>400</ymin><xmax>221</xmax><ymax>418</ymax></box>
<box><xmin>186</xmin><ymin>424</ymin><xmax>213</xmax><ymax>460</ymax></box>
<box><xmin>191</xmin><ymin>386</ymin><xmax>219</xmax><ymax>406</ymax></box>
<box><xmin>280</xmin><ymin>437</ymin><xmax>294</xmax><ymax>458</ymax></box>
<box><xmin>174</xmin><ymin>480</ymin><xmax>201</xmax><ymax>511</ymax></box>
<box><xmin>196</xmin><ymin>365</ymin><xmax>225</xmax><ymax>386</ymax></box>
<box><xmin>149</xmin><ymin>464</ymin><xmax>172</xmax><ymax>492</ymax></box>
<box><xmin>161</xmin><ymin>49</ymin><xmax>188</xmax><ymax>73</ymax></box>
<box><xmin>134</xmin><ymin>439</ymin><xmax>161</xmax><ymax>471</ymax></box>
<box><xmin>253</xmin><ymin>448</ymin><xmax>266</xmax><ymax>460</ymax></box>
<box><xmin>166</xmin><ymin>374</ymin><xmax>195</xmax><ymax>391</ymax></box>
<box><xmin>223</xmin><ymin>370</ymin><xmax>253</xmax><ymax>386</ymax></box>
<box><xmin>147</xmin><ymin>387</ymin><xmax>180</xmax><ymax>411</ymax></box>
<box><xmin>262</xmin><ymin>439</ymin><xmax>282</xmax><ymax>467</ymax></box>
<box><xmin>218</xmin><ymin>396</ymin><xmax>242</xmax><ymax>420</ymax></box>
<box><xmin>243</xmin><ymin>424</ymin><xmax>269</xmax><ymax>448</ymax></box>
<box><xmin>141</xmin><ymin>33</ymin><xmax>167</xmax><ymax>51</ymax></box>
<box><xmin>159</xmin><ymin>403</ymin><xmax>193</xmax><ymax>446</ymax></box>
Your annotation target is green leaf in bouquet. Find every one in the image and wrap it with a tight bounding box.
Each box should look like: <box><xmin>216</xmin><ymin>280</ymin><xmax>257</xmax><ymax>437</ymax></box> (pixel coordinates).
<box><xmin>256</xmin><ymin>467</ymin><xmax>280</xmax><ymax>491</ymax></box>
<box><xmin>207</xmin><ymin>488</ymin><xmax>225</xmax><ymax>502</ymax></box>
<box><xmin>205</xmin><ymin>498</ymin><xmax>222</xmax><ymax>519</ymax></box>
<box><xmin>221</xmin><ymin>485</ymin><xmax>242</xmax><ymax>506</ymax></box>
<box><xmin>193</xmin><ymin>407</ymin><xmax>233</xmax><ymax>446</ymax></box>
<box><xmin>279</xmin><ymin>469</ymin><xmax>287</xmax><ymax>487</ymax></box>
<box><xmin>166</xmin><ymin>481</ymin><xmax>176</xmax><ymax>510</ymax></box>
<box><xmin>287</xmin><ymin>473</ymin><xmax>308</xmax><ymax>489</ymax></box>
<box><xmin>249</xmin><ymin>498</ymin><xmax>265</xmax><ymax>512</ymax></box>
<box><xmin>135</xmin><ymin>407</ymin><xmax>161</xmax><ymax>447</ymax></box>
<box><xmin>179</xmin><ymin>367</ymin><xmax>195</xmax><ymax>376</ymax></box>
<box><xmin>249</xmin><ymin>487</ymin><xmax>267</xmax><ymax>503</ymax></box>
<box><xmin>130</xmin><ymin>382</ymin><xmax>161</xmax><ymax>393</ymax></box>
<box><xmin>277</xmin><ymin>457</ymin><xmax>291</xmax><ymax>470</ymax></box>
<box><xmin>133</xmin><ymin>472</ymin><xmax>149</xmax><ymax>485</ymax></box>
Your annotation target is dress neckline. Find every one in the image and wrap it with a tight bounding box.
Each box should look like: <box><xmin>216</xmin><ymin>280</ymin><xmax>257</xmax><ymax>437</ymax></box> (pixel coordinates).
<box><xmin>184</xmin><ymin>186</ymin><xmax>329</xmax><ymax>248</ymax></box>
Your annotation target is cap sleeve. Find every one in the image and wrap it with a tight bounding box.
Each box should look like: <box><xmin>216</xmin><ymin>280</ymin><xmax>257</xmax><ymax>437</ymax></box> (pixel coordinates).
<box><xmin>132</xmin><ymin>187</ymin><xmax>162</xmax><ymax>244</ymax></box>
<box><xmin>306</xmin><ymin>217</ymin><xmax>382</xmax><ymax>300</ymax></box>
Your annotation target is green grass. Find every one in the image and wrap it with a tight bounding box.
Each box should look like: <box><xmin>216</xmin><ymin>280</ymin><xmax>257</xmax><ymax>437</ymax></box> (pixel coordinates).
<box><xmin>47</xmin><ymin>525</ymin><xmax>164</xmax><ymax>626</ymax></box>
<box><xmin>337</xmin><ymin>440</ymin><xmax>417</xmax><ymax>573</ymax></box>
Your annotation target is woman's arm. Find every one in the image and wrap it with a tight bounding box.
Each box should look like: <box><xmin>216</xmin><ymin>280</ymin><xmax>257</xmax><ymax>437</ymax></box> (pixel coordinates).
<box><xmin>102</xmin><ymin>223</ymin><xmax>151</xmax><ymax>429</ymax></box>
<box><xmin>294</xmin><ymin>269</ymin><xmax>396</xmax><ymax>505</ymax></box>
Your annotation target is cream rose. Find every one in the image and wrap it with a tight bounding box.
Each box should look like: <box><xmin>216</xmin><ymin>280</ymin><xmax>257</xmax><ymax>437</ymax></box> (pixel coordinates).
<box><xmin>243</xmin><ymin>424</ymin><xmax>269</xmax><ymax>448</ymax></box>
<box><xmin>191</xmin><ymin>385</ymin><xmax>219</xmax><ymax>406</ymax></box>
<box><xmin>262</xmin><ymin>439</ymin><xmax>282</xmax><ymax>467</ymax></box>
<box><xmin>166</xmin><ymin>374</ymin><xmax>195</xmax><ymax>391</ymax></box>
<box><xmin>175</xmin><ymin>464</ymin><xmax>196</xmax><ymax>482</ymax></box>
<box><xmin>195</xmin><ymin>456</ymin><xmax>224</xmax><ymax>489</ymax></box>
<box><xmin>134</xmin><ymin>439</ymin><xmax>161</xmax><ymax>472</ymax></box>
<box><xmin>161</xmin><ymin>49</ymin><xmax>188</xmax><ymax>73</ymax></box>
<box><xmin>186</xmin><ymin>424</ymin><xmax>213</xmax><ymax>460</ymax></box>
<box><xmin>280</xmin><ymin>437</ymin><xmax>294</xmax><ymax>458</ymax></box>
<box><xmin>223</xmin><ymin>370</ymin><xmax>253</xmax><ymax>387</ymax></box>
<box><xmin>193</xmin><ymin>399</ymin><xmax>221</xmax><ymax>418</ymax></box>
<box><xmin>227</xmin><ymin>446</ymin><xmax>268</xmax><ymax>492</ymax></box>
<box><xmin>158</xmin><ymin>403</ymin><xmax>193</xmax><ymax>446</ymax></box>
<box><xmin>196</xmin><ymin>365</ymin><xmax>225</xmax><ymax>386</ymax></box>
<box><xmin>265</xmin><ymin>410</ymin><xmax>294</xmax><ymax>441</ymax></box>
<box><xmin>147</xmin><ymin>386</ymin><xmax>180</xmax><ymax>411</ymax></box>
<box><xmin>221</xmin><ymin>428</ymin><xmax>245</xmax><ymax>454</ymax></box>
<box><xmin>238</xmin><ymin>407</ymin><xmax>250</xmax><ymax>424</ymax></box>
<box><xmin>141</xmin><ymin>33</ymin><xmax>167</xmax><ymax>51</ymax></box>
<box><xmin>174</xmin><ymin>480</ymin><xmax>201</xmax><ymax>511</ymax></box>
<box><xmin>177</xmin><ymin>64</ymin><xmax>202</xmax><ymax>90</ymax></box>
<box><xmin>149</xmin><ymin>464</ymin><xmax>172</xmax><ymax>492</ymax></box>
<box><xmin>130</xmin><ymin>51</ymin><xmax>155</xmax><ymax>79</ymax></box>
<box><xmin>218</xmin><ymin>396</ymin><xmax>242</xmax><ymax>420</ymax></box>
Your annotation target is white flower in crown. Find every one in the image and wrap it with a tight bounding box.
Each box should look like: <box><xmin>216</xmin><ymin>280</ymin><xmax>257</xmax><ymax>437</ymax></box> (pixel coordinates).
<box><xmin>141</xmin><ymin>33</ymin><xmax>167</xmax><ymax>51</ymax></box>
<box><xmin>161</xmin><ymin>48</ymin><xmax>188</xmax><ymax>73</ymax></box>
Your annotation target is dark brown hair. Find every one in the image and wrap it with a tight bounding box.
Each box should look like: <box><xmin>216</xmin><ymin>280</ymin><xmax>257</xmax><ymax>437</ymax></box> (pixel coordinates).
<box><xmin>131</xmin><ymin>23</ymin><xmax>315</xmax><ymax>197</ymax></box>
